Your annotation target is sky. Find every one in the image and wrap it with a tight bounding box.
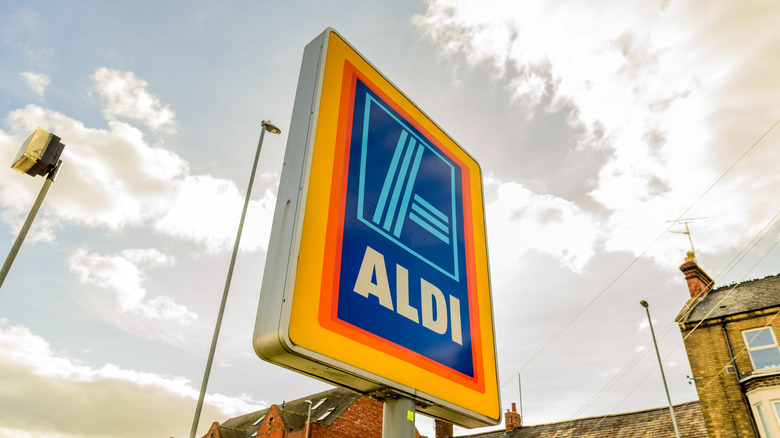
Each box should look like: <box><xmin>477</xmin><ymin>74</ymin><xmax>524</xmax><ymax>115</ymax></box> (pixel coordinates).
<box><xmin>0</xmin><ymin>0</ymin><xmax>779</xmax><ymax>437</ymax></box>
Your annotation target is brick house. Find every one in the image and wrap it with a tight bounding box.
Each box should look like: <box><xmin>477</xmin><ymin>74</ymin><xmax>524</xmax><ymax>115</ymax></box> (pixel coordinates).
<box><xmin>677</xmin><ymin>251</ymin><xmax>780</xmax><ymax>437</ymax></box>
<box><xmin>201</xmin><ymin>387</ymin><xmax>423</xmax><ymax>438</ymax></box>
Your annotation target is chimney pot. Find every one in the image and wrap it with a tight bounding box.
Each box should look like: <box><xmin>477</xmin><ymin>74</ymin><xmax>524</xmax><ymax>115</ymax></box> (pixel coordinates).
<box><xmin>679</xmin><ymin>253</ymin><xmax>713</xmax><ymax>298</ymax></box>
<box><xmin>505</xmin><ymin>403</ymin><xmax>522</xmax><ymax>431</ymax></box>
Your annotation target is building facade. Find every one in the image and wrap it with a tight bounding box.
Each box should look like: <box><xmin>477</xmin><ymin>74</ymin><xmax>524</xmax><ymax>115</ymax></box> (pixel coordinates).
<box><xmin>677</xmin><ymin>252</ymin><xmax>780</xmax><ymax>438</ymax></box>
<box><xmin>202</xmin><ymin>387</ymin><xmax>422</xmax><ymax>438</ymax></box>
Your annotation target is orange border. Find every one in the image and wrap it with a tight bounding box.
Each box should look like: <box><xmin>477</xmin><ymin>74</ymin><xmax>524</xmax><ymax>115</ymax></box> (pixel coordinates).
<box><xmin>318</xmin><ymin>60</ymin><xmax>485</xmax><ymax>391</ymax></box>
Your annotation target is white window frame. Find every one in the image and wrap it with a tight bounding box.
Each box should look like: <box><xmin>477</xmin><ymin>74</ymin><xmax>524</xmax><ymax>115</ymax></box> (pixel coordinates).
<box><xmin>743</xmin><ymin>327</ymin><xmax>780</xmax><ymax>371</ymax></box>
<box><xmin>756</xmin><ymin>402</ymin><xmax>777</xmax><ymax>438</ymax></box>
<box><xmin>748</xmin><ymin>389</ymin><xmax>780</xmax><ymax>438</ymax></box>
<box><xmin>772</xmin><ymin>400</ymin><xmax>780</xmax><ymax>430</ymax></box>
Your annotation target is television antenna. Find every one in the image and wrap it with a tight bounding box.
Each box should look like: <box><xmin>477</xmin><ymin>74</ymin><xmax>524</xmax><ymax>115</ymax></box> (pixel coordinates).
<box><xmin>666</xmin><ymin>217</ymin><xmax>706</xmax><ymax>261</ymax></box>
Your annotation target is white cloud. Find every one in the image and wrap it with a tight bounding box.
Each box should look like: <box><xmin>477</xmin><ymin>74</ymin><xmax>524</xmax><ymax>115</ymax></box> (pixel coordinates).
<box><xmin>20</xmin><ymin>71</ymin><xmax>50</xmax><ymax>98</ymax></box>
<box><xmin>152</xmin><ymin>175</ymin><xmax>277</xmax><ymax>253</ymax></box>
<box><xmin>416</xmin><ymin>0</ymin><xmax>780</xmax><ymax>267</ymax></box>
<box><xmin>1</xmin><ymin>106</ymin><xmax>188</xmax><ymax>232</ymax></box>
<box><xmin>0</xmin><ymin>321</ymin><xmax>265</xmax><ymax>438</ymax></box>
<box><xmin>92</xmin><ymin>67</ymin><xmax>176</xmax><ymax>132</ymax></box>
<box><xmin>485</xmin><ymin>179</ymin><xmax>598</xmax><ymax>273</ymax></box>
<box><xmin>0</xmin><ymin>70</ymin><xmax>277</xmax><ymax>252</ymax></box>
<box><xmin>68</xmin><ymin>247</ymin><xmax>194</xmax><ymax>322</ymax></box>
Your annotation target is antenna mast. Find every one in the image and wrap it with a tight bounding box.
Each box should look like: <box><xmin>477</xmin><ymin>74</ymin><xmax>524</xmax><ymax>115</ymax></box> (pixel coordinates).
<box><xmin>667</xmin><ymin>217</ymin><xmax>706</xmax><ymax>262</ymax></box>
<box><xmin>518</xmin><ymin>374</ymin><xmax>524</xmax><ymax>418</ymax></box>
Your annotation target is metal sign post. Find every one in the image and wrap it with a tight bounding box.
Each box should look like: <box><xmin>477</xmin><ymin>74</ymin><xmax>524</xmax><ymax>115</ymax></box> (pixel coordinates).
<box><xmin>383</xmin><ymin>397</ymin><xmax>416</xmax><ymax>438</ymax></box>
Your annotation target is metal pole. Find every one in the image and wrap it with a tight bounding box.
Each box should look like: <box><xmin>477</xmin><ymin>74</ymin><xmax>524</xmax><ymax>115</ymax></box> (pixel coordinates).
<box><xmin>304</xmin><ymin>399</ymin><xmax>312</xmax><ymax>438</ymax></box>
<box><xmin>382</xmin><ymin>396</ymin><xmax>416</xmax><ymax>438</ymax></box>
<box><xmin>518</xmin><ymin>374</ymin><xmax>524</xmax><ymax>418</ymax></box>
<box><xmin>640</xmin><ymin>300</ymin><xmax>681</xmax><ymax>438</ymax></box>
<box><xmin>189</xmin><ymin>123</ymin><xmax>276</xmax><ymax>438</ymax></box>
<box><xmin>0</xmin><ymin>160</ymin><xmax>62</xmax><ymax>290</ymax></box>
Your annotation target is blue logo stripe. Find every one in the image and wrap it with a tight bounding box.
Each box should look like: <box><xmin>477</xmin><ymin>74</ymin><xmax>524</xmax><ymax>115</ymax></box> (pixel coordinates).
<box><xmin>382</xmin><ymin>138</ymin><xmax>417</xmax><ymax>231</ymax></box>
<box><xmin>412</xmin><ymin>194</ymin><xmax>449</xmax><ymax>224</ymax></box>
<box><xmin>393</xmin><ymin>144</ymin><xmax>425</xmax><ymax>238</ymax></box>
<box><xmin>373</xmin><ymin>130</ymin><xmax>409</xmax><ymax>225</ymax></box>
<box><xmin>357</xmin><ymin>95</ymin><xmax>373</xmax><ymax>221</ymax></box>
<box><xmin>357</xmin><ymin>93</ymin><xmax>460</xmax><ymax>282</ymax></box>
<box><xmin>409</xmin><ymin>212</ymin><xmax>450</xmax><ymax>244</ymax></box>
<box><xmin>410</xmin><ymin>202</ymin><xmax>449</xmax><ymax>233</ymax></box>
<box><xmin>449</xmin><ymin>170</ymin><xmax>459</xmax><ymax>280</ymax></box>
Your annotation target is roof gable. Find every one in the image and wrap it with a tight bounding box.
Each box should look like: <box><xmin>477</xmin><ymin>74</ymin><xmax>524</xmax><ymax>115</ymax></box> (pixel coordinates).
<box><xmin>218</xmin><ymin>387</ymin><xmax>361</xmax><ymax>435</ymax></box>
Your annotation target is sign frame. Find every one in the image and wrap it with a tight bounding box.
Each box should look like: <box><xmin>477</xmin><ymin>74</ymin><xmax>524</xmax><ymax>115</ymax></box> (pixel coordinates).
<box><xmin>253</xmin><ymin>28</ymin><xmax>500</xmax><ymax>427</ymax></box>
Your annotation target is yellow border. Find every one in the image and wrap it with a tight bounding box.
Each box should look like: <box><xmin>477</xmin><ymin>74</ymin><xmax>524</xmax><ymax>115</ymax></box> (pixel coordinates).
<box><xmin>288</xmin><ymin>31</ymin><xmax>498</xmax><ymax>421</ymax></box>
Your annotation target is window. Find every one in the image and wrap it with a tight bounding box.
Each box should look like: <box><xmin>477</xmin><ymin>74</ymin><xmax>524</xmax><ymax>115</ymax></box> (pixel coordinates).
<box><xmin>773</xmin><ymin>400</ymin><xmax>780</xmax><ymax>426</ymax></box>
<box><xmin>311</xmin><ymin>398</ymin><xmax>327</xmax><ymax>410</ymax></box>
<box><xmin>316</xmin><ymin>407</ymin><xmax>335</xmax><ymax>421</ymax></box>
<box><xmin>748</xmin><ymin>389</ymin><xmax>780</xmax><ymax>438</ymax></box>
<box><xmin>756</xmin><ymin>403</ymin><xmax>777</xmax><ymax>438</ymax></box>
<box><xmin>743</xmin><ymin>328</ymin><xmax>780</xmax><ymax>370</ymax></box>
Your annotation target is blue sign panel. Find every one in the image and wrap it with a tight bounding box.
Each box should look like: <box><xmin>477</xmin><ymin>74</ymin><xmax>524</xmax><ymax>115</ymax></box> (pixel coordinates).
<box><xmin>336</xmin><ymin>78</ymin><xmax>474</xmax><ymax>377</ymax></box>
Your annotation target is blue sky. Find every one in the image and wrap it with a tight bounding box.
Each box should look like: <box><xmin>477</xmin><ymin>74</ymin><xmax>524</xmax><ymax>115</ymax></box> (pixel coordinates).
<box><xmin>1</xmin><ymin>1</ymin><xmax>779</xmax><ymax>437</ymax></box>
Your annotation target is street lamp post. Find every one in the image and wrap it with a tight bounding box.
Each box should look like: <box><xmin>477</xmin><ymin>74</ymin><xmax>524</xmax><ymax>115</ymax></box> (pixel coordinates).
<box><xmin>304</xmin><ymin>399</ymin><xmax>312</xmax><ymax>438</ymax></box>
<box><xmin>189</xmin><ymin>120</ymin><xmax>281</xmax><ymax>438</ymax></box>
<box><xmin>640</xmin><ymin>300</ymin><xmax>681</xmax><ymax>438</ymax></box>
<box><xmin>0</xmin><ymin>127</ymin><xmax>65</xmax><ymax>290</ymax></box>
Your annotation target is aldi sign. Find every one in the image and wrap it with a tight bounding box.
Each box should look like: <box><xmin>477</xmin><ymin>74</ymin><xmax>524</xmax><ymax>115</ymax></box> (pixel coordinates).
<box><xmin>254</xmin><ymin>28</ymin><xmax>500</xmax><ymax>427</ymax></box>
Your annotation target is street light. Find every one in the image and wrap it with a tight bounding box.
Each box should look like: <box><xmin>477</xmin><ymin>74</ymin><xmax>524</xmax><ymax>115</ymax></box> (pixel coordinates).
<box><xmin>304</xmin><ymin>399</ymin><xmax>313</xmax><ymax>438</ymax></box>
<box><xmin>189</xmin><ymin>120</ymin><xmax>281</xmax><ymax>438</ymax></box>
<box><xmin>640</xmin><ymin>300</ymin><xmax>681</xmax><ymax>438</ymax></box>
<box><xmin>0</xmin><ymin>127</ymin><xmax>65</xmax><ymax>290</ymax></box>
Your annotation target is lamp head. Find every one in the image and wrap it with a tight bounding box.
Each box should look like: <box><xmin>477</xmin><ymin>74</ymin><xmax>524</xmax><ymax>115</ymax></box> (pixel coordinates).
<box><xmin>261</xmin><ymin>120</ymin><xmax>281</xmax><ymax>135</ymax></box>
<box><xmin>11</xmin><ymin>127</ymin><xmax>65</xmax><ymax>177</ymax></box>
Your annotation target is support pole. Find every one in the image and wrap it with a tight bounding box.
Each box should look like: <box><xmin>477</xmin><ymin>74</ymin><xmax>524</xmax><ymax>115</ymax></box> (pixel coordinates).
<box><xmin>0</xmin><ymin>161</ymin><xmax>62</xmax><ymax>291</ymax></box>
<box><xmin>641</xmin><ymin>300</ymin><xmax>681</xmax><ymax>438</ymax></box>
<box><xmin>382</xmin><ymin>396</ymin><xmax>416</xmax><ymax>438</ymax></box>
<box><xmin>189</xmin><ymin>124</ymin><xmax>272</xmax><ymax>438</ymax></box>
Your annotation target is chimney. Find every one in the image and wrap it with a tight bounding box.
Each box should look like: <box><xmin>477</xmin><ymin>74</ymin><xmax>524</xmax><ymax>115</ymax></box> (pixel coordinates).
<box><xmin>435</xmin><ymin>419</ymin><xmax>453</xmax><ymax>438</ymax></box>
<box><xmin>505</xmin><ymin>403</ymin><xmax>522</xmax><ymax>431</ymax></box>
<box><xmin>679</xmin><ymin>251</ymin><xmax>713</xmax><ymax>298</ymax></box>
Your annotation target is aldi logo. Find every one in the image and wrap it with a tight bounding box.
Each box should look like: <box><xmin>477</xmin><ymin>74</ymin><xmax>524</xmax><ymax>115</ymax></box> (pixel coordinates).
<box><xmin>356</xmin><ymin>92</ymin><xmax>461</xmax><ymax>282</ymax></box>
<box><xmin>324</xmin><ymin>69</ymin><xmax>475</xmax><ymax>379</ymax></box>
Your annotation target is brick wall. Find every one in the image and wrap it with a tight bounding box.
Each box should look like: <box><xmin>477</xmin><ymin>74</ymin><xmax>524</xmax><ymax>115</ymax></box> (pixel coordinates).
<box><xmin>680</xmin><ymin>312</ymin><xmax>780</xmax><ymax>438</ymax></box>
<box><xmin>435</xmin><ymin>419</ymin><xmax>453</xmax><ymax>438</ymax></box>
<box><xmin>308</xmin><ymin>396</ymin><xmax>423</xmax><ymax>438</ymax></box>
<box><xmin>313</xmin><ymin>397</ymin><xmax>383</xmax><ymax>438</ymax></box>
<box><xmin>256</xmin><ymin>406</ymin><xmax>288</xmax><ymax>438</ymax></box>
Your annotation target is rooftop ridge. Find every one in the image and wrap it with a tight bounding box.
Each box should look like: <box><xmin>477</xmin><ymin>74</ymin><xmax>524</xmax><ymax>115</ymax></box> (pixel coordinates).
<box><xmin>712</xmin><ymin>273</ymin><xmax>780</xmax><ymax>293</ymax></box>
<box><xmin>520</xmin><ymin>400</ymin><xmax>700</xmax><ymax>427</ymax></box>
